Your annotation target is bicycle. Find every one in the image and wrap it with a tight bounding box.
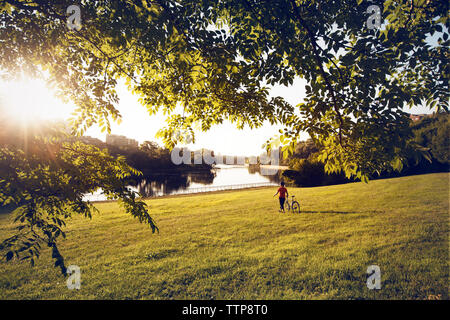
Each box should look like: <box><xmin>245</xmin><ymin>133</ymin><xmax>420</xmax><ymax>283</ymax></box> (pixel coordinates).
<box><xmin>285</xmin><ymin>195</ymin><xmax>300</xmax><ymax>214</ymax></box>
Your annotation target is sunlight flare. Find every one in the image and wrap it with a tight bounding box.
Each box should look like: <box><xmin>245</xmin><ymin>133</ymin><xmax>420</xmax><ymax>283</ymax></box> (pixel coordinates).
<box><xmin>0</xmin><ymin>77</ymin><xmax>73</xmax><ymax>123</ymax></box>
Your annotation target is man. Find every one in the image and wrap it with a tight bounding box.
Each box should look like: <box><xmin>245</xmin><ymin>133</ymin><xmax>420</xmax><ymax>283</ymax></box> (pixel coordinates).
<box><xmin>273</xmin><ymin>181</ymin><xmax>288</xmax><ymax>213</ymax></box>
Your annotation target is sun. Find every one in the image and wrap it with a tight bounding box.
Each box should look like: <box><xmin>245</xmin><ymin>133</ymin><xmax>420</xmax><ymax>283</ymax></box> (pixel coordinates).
<box><xmin>0</xmin><ymin>77</ymin><xmax>73</xmax><ymax>123</ymax></box>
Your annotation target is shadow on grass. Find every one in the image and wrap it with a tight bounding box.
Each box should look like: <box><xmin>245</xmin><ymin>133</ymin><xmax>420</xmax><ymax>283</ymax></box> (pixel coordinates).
<box><xmin>298</xmin><ymin>210</ymin><xmax>383</xmax><ymax>215</ymax></box>
<box><xmin>0</xmin><ymin>206</ymin><xmax>14</xmax><ymax>215</ymax></box>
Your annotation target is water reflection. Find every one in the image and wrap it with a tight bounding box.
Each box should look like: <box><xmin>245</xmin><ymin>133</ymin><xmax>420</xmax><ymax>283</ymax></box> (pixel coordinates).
<box><xmin>127</xmin><ymin>170</ymin><xmax>216</xmax><ymax>197</ymax></box>
<box><xmin>127</xmin><ymin>165</ymin><xmax>283</xmax><ymax>197</ymax></box>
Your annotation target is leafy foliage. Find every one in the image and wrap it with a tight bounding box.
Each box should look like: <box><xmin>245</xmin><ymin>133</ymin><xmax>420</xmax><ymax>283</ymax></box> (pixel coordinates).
<box><xmin>0</xmin><ymin>0</ymin><xmax>448</xmax><ymax>178</ymax></box>
<box><xmin>283</xmin><ymin>159</ymin><xmax>347</xmax><ymax>187</ymax></box>
<box><xmin>412</xmin><ymin>112</ymin><xmax>449</xmax><ymax>165</ymax></box>
<box><xmin>0</xmin><ymin>122</ymin><xmax>157</xmax><ymax>273</ymax></box>
<box><xmin>285</xmin><ymin>113</ymin><xmax>449</xmax><ymax>187</ymax></box>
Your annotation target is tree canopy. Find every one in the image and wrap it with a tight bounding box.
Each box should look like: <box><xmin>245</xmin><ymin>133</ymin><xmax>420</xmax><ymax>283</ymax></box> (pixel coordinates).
<box><xmin>0</xmin><ymin>0</ymin><xmax>448</xmax><ymax>272</ymax></box>
<box><xmin>1</xmin><ymin>0</ymin><xmax>448</xmax><ymax>175</ymax></box>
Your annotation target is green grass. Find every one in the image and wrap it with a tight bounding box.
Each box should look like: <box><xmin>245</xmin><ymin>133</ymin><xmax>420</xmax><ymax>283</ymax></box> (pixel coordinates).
<box><xmin>0</xmin><ymin>173</ymin><xmax>448</xmax><ymax>300</ymax></box>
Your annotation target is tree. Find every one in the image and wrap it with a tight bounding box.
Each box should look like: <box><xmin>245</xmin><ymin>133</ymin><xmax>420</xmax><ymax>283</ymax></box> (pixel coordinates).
<box><xmin>0</xmin><ymin>121</ymin><xmax>157</xmax><ymax>273</ymax></box>
<box><xmin>292</xmin><ymin>139</ymin><xmax>319</xmax><ymax>160</ymax></box>
<box><xmin>412</xmin><ymin>112</ymin><xmax>449</xmax><ymax>165</ymax></box>
<box><xmin>431</xmin><ymin>124</ymin><xmax>449</xmax><ymax>165</ymax></box>
<box><xmin>0</xmin><ymin>0</ymin><xmax>448</xmax><ymax>270</ymax></box>
<box><xmin>140</xmin><ymin>141</ymin><xmax>162</xmax><ymax>157</ymax></box>
<box><xmin>1</xmin><ymin>0</ymin><xmax>448</xmax><ymax>173</ymax></box>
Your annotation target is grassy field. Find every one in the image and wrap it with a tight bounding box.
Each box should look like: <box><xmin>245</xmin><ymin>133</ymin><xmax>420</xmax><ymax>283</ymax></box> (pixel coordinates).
<box><xmin>0</xmin><ymin>173</ymin><xmax>448</xmax><ymax>300</ymax></box>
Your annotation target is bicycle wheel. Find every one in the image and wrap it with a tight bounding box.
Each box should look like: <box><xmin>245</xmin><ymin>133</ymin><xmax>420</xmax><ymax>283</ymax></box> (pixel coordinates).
<box><xmin>285</xmin><ymin>199</ymin><xmax>290</xmax><ymax>211</ymax></box>
<box><xmin>291</xmin><ymin>201</ymin><xmax>300</xmax><ymax>214</ymax></box>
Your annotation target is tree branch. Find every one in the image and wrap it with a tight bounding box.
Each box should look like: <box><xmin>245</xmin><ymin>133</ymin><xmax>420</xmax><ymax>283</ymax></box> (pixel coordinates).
<box><xmin>289</xmin><ymin>0</ymin><xmax>344</xmax><ymax>144</ymax></box>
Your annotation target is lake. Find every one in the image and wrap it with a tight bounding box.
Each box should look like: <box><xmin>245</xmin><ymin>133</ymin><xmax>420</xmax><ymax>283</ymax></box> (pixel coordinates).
<box><xmin>86</xmin><ymin>165</ymin><xmax>285</xmax><ymax>200</ymax></box>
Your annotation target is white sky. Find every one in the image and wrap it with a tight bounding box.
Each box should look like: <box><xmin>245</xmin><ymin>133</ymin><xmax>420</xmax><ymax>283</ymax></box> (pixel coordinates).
<box><xmin>0</xmin><ymin>76</ymin><xmax>433</xmax><ymax>156</ymax></box>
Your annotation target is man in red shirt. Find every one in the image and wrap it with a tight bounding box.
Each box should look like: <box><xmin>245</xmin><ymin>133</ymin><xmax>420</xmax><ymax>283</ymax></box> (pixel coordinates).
<box><xmin>273</xmin><ymin>181</ymin><xmax>288</xmax><ymax>212</ymax></box>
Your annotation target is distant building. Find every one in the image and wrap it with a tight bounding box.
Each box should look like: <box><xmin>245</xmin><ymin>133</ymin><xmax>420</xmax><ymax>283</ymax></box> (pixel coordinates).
<box><xmin>106</xmin><ymin>134</ymin><xmax>139</xmax><ymax>148</ymax></box>
<box><xmin>409</xmin><ymin>114</ymin><xmax>429</xmax><ymax>122</ymax></box>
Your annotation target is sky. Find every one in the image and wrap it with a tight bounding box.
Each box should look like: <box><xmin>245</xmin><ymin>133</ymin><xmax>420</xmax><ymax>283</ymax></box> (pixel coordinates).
<box><xmin>0</xmin><ymin>75</ymin><xmax>433</xmax><ymax>157</ymax></box>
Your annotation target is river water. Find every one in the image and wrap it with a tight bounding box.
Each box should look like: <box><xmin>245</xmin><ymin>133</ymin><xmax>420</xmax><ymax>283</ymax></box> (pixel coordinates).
<box><xmin>85</xmin><ymin>165</ymin><xmax>284</xmax><ymax>200</ymax></box>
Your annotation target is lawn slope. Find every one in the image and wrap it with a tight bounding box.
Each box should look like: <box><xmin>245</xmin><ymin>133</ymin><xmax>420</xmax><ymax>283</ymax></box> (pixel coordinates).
<box><xmin>0</xmin><ymin>173</ymin><xmax>448</xmax><ymax>299</ymax></box>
